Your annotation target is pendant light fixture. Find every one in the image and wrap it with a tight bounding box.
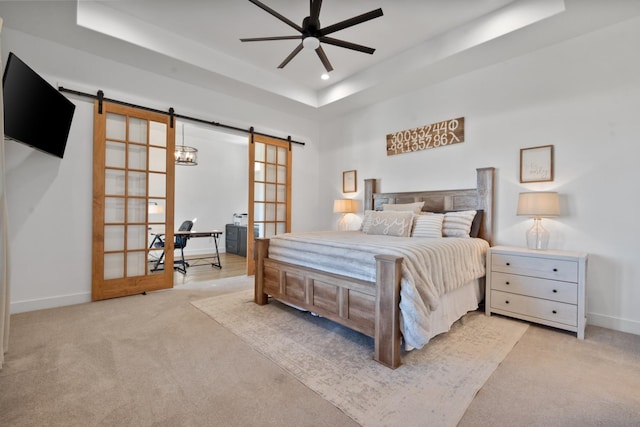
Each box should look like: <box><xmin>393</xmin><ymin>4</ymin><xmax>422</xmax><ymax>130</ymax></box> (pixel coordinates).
<box><xmin>175</xmin><ymin>123</ymin><xmax>198</xmax><ymax>166</ymax></box>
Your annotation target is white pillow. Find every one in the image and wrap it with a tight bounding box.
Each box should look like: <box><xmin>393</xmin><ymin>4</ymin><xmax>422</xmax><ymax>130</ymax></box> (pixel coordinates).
<box><xmin>412</xmin><ymin>213</ymin><xmax>444</xmax><ymax>238</ymax></box>
<box><xmin>362</xmin><ymin>211</ymin><xmax>414</xmax><ymax>237</ymax></box>
<box><xmin>382</xmin><ymin>201</ymin><xmax>424</xmax><ymax>214</ymax></box>
<box><xmin>442</xmin><ymin>210</ymin><xmax>477</xmax><ymax>238</ymax></box>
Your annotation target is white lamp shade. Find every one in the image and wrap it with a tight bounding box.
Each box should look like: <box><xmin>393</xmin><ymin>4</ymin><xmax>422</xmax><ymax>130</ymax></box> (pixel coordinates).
<box><xmin>148</xmin><ymin>203</ymin><xmax>164</xmax><ymax>214</ymax></box>
<box><xmin>517</xmin><ymin>192</ymin><xmax>559</xmax><ymax>218</ymax></box>
<box><xmin>333</xmin><ymin>199</ymin><xmax>357</xmax><ymax>214</ymax></box>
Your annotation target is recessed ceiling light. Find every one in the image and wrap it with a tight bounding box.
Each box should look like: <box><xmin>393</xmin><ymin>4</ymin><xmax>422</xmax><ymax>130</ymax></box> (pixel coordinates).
<box><xmin>321</xmin><ymin>73</ymin><xmax>330</xmax><ymax>80</ymax></box>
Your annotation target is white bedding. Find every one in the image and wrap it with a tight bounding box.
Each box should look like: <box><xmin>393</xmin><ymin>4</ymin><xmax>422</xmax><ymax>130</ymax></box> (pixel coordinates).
<box><xmin>267</xmin><ymin>231</ymin><xmax>489</xmax><ymax>349</ymax></box>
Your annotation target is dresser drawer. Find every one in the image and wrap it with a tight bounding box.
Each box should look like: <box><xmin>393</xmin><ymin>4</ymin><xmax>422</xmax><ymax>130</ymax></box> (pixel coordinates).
<box><xmin>226</xmin><ymin>224</ymin><xmax>239</xmax><ymax>240</ymax></box>
<box><xmin>491</xmin><ymin>272</ymin><xmax>577</xmax><ymax>304</ymax></box>
<box><xmin>491</xmin><ymin>290</ymin><xmax>577</xmax><ymax>326</ymax></box>
<box><xmin>226</xmin><ymin>240</ymin><xmax>238</xmax><ymax>253</ymax></box>
<box><xmin>492</xmin><ymin>253</ymin><xmax>578</xmax><ymax>282</ymax></box>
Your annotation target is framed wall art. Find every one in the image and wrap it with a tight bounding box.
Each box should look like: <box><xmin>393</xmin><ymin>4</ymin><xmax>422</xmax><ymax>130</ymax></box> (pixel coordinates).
<box><xmin>343</xmin><ymin>170</ymin><xmax>357</xmax><ymax>193</ymax></box>
<box><xmin>520</xmin><ymin>145</ymin><xmax>554</xmax><ymax>183</ymax></box>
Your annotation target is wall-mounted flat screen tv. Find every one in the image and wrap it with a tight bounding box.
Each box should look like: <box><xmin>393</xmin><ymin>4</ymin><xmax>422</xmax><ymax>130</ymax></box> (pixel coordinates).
<box><xmin>2</xmin><ymin>52</ymin><xmax>75</xmax><ymax>158</ymax></box>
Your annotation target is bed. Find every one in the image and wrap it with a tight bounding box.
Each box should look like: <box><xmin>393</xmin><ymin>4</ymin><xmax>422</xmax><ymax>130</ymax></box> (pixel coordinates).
<box><xmin>254</xmin><ymin>167</ymin><xmax>495</xmax><ymax>369</ymax></box>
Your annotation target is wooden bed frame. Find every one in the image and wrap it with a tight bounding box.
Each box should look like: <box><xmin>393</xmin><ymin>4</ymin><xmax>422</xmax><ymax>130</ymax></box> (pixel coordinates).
<box><xmin>254</xmin><ymin>167</ymin><xmax>494</xmax><ymax>369</ymax></box>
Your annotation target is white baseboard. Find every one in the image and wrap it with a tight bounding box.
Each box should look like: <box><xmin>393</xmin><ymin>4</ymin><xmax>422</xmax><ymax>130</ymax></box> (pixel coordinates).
<box><xmin>11</xmin><ymin>291</ymin><xmax>92</xmax><ymax>314</ymax></box>
<box><xmin>588</xmin><ymin>312</ymin><xmax>640</xmax><ymax>336</ymax></box>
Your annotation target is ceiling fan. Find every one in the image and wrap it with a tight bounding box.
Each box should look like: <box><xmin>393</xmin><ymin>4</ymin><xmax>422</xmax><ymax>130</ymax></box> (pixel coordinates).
<box><xmin>240</xmin><ymin>0</ymin><xmax>383</xmax><ymax>72</ymax></box>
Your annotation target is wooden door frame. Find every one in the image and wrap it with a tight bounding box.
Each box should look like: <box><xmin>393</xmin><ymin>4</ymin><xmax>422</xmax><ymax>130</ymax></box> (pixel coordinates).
<box><xmin>92</xmin><ymin>101</ymin><xmax>175</xmax><ymax>300</ymax></box>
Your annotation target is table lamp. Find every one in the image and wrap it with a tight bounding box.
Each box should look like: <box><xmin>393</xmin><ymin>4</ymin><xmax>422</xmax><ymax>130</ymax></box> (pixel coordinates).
<box><xmin>148</xmin><ymin>202</ymin><xmax>164</xmax><ymax>214</ymax></box>
<box><xmin>517</xmin><ymin>191</ymin><xmax>560</xmax><ymax>250</ymax></box>
<box><xmin>333</xmin><ymin>199</ymin><xmax>357</xmax><ymax>231</ymax></box>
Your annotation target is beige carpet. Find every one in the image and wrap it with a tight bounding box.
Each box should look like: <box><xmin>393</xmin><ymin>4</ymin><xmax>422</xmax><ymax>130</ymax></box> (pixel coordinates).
<box><xmin>192</xmin><ymin>289</ymin><xmax>529</xmax><ymax>427</ymax></box>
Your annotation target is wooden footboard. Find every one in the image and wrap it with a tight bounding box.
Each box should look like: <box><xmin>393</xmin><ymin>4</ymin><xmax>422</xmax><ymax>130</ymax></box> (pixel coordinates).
<box><xmin>254</xmin><ymin>238</ymin><xmax>403</xmax><ymax>369</ymax></box>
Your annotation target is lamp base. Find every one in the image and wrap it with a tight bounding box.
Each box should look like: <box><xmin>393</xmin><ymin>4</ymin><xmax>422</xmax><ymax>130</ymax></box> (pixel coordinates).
<box><xmin>337</xmin><ymin>213</ymin><xmax>358</xmax><ymax>231</ymax></box>
<box><xmin>526</xmin><ymin>218</ymin><xmax>550</xmax><ymax>250</ymax></box>
<box><xmin>338</xmin><ymin>215</ymin><xmax>350</xmax><ymax>231</ymax></box>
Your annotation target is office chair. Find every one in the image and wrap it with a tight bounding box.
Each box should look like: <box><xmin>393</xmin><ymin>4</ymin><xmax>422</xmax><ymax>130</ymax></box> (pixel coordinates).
<box><xmin>151</xmin><ymin>220</ymin><xmax>194</xmax><ymax>274</ymax></box>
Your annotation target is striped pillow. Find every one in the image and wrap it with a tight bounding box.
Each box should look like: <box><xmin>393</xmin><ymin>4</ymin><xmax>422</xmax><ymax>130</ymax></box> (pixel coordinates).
<box><xmin>412</xmin><ymin>214</ymin><xmax>444</xmax><ymax>238</ymax></box>
<box><xmin>442</xmin><ymin>210</ymin><xmax>477</xmax><ymax>238</ymax></box>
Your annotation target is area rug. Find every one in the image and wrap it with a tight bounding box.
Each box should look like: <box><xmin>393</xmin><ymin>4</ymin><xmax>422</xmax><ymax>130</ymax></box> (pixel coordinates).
<box><xmin>175</xmin><ymin>275</ymin><xmax>253</xmax><ymax>290</ymax></box>
<box><xmin>192</xmin><ymin>289</ymin><xmax>528</xmax><ymax>427</ymax></box>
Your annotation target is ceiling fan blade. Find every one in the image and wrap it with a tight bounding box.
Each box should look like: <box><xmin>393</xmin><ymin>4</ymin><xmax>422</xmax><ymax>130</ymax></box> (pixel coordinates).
<box><xmin>248</xmin><ymin>0</ymin><xmax>303</xmax><ymax>33</ymax></box>
<box><xmin>310</xmin><ymin>0</ymin><xmax>323</xmax><ymax>22</ymax></box>
<box><xmin>240</xmin><ymin>35</ymin><xmax>302</xmax><ymax>42</ymax></box>
<box><xmin>319</xmin><ymin>8</ymin><xmax>383</xmax><ymax>36</ymax></box>
<box><xmin>315</xmin><ymin>46</ymin><xmax>333</xmax><ymax>72</ymax></box>
<box><xmin>277</xmin><ymin>43</ymin><xmax>304</xmax><ymax>69</ymax></box>
<box><xmin>319</xmin><ymin>36</ymin><xmax>375</xmax><ymax>54</ymax></box>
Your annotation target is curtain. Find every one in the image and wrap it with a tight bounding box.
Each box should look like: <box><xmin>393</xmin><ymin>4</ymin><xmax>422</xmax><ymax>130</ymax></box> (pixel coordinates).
<box><xmin>0</xmin><ymin>16</ymin><xmax>11</xmax><ymax>370</ymax></box>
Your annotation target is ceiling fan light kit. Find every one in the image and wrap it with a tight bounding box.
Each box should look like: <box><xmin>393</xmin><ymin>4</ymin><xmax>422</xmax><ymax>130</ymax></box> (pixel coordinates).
<box><xmin>303</xmin><ymin>36</ymin><xmax>320</xmax><ymax>50</ymax></box>
<box><xmin>240</xmin><ymin>0</ymin><xmax>383</xmax><ymax>73</ymax></box>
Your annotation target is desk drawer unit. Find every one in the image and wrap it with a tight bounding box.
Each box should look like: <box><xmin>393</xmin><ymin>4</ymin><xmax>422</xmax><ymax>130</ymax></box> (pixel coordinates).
<box><xmin>486</xmin><ymin>246</ymin><xmax>587</xmax><ymax>339</ymax></box>
<box><xmin>225</xmin><ymin>224</ymin><xmax>247</xmax><ymax>257</ymax></box>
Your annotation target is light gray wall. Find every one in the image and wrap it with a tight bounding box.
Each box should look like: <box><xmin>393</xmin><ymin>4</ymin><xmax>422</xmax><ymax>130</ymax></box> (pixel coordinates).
<box><xmin>319</xmin><ymin>16</ymin><xmax>640</xmax><ymax>335</ymax></box>
<box><xmin>2</xmin><ymin>28</ymin><xmax>320</xmax><ymax>313</ymax></box>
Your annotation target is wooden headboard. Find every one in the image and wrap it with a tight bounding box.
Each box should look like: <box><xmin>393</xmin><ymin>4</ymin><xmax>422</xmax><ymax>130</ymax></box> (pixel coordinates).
<box><xmin>364</xmin><ymin>167</ymin><xmax>495</xmax><ymax>245</ymax></box>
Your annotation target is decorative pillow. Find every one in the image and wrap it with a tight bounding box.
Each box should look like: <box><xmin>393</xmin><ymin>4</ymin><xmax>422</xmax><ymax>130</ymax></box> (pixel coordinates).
<box><xmin>362</xmin><ymin>211</ymin><xmax>414</xmax><ymax>237</ymax></box>
<box><xmin>442</xmin><ymin>210</ymin><xmax>477</xmax><ymax>238</ymax></box>
<box><xmin>412</xmin><ymin>213</ymin><xmax>444</xmax><ymax>238</ymax></box>
<box><xmin>469</xmin><ymin>210</ymin><xmax>484</xmax><ymax>238</ymax></box>
<box><xmin>382</xmin><ymin>201</ymin><xmax>424</xmax><ymax>214</ymax></box>
<box><xmin>360</xmin><ymin>210</ymin><xmax>375</xmax><ymax>231</ymax></box>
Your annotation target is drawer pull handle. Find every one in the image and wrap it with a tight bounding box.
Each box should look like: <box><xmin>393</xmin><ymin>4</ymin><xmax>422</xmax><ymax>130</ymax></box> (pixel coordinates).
<box><xmin>505</xmin><ymin>281</ymin><xmax>510</xmax><ymax>285</ymax></box>
<box><xmin>506</xmin><ymin>262</ymin><xmax>510</xmax><ymax>266</ymax></box>
<box><xmin>552</xmin><ymin>310</ymin><xmax>557</xmax><ymax>314</ymax></box>
<box><xmin>552</xmin><ymin>289</ymin><xmax>558</xmax><ymax>293</ymax></box>
<box><xmin>553</xmin><ymin>268</ymin><xmax>558</xmax><ymax>272</ymax></box>
<box><xmin>505</xmin><ymin>300</ymin><xmax>510</xmax><ymax>304</ymax></box>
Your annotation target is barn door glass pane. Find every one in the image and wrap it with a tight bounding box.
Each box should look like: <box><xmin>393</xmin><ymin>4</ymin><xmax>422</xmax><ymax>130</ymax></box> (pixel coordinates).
<box><xmin>105</xmin><ymin>197</ymin><xmax>124</xmax><ymax>223</ymax></box>
<box><xmin>104</xmin><ymin>254</ymin><xmax>124</xmax><ymax>280</ymax></box>
<box><xmin>106</xmin><ymin>113</ymin><xmax>126</xmax><ymax>140</ymax></box>
<box><xmin>101</xmin><ymin>114</ymin><xmax>171</xmax><ymax>280</ymax></box>
<box><xmin>129</xmin><ymin>145</ymin><xmax>147</xmax><ymax>169</ymax></box>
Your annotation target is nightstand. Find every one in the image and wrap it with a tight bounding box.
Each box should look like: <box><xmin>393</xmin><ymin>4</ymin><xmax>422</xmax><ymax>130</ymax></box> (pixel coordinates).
<box><xmin>486</xmin><ymin>246</ymin><xmax>588</xmax><ymax>339</ymax></box>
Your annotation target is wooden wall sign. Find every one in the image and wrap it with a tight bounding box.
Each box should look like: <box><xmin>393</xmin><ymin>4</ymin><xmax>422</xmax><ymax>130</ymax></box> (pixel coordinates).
<box><xmin>386</xmin><ymin>117</ymin><xmax>465</xmax><ymax>156</ymax></box>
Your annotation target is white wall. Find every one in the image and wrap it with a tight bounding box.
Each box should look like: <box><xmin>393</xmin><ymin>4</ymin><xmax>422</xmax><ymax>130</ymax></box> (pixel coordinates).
<box><xmin>319</xmin><ymin>16</ymin><xmax>640</xmax><ymax>335</ymax></box>
<box><xmin>3</xmin><ymin>29</ymin><xmax>320</xmax><ymax>313</ymax></box>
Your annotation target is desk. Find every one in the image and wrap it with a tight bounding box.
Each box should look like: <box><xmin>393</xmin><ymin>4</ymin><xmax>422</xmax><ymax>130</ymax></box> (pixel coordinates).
<box><xmin>150</xmin><ymin>230</ymin><xmax>223</xmax><ymax>272</ymax></box>
<box><xmin>176</xmin><ymin>230</ymin><xmax>223</xmax><ymax>269</ymax></box>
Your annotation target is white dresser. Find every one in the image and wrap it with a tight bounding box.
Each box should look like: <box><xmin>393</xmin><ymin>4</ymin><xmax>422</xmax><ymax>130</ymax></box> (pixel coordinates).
<box><xmin>486</xmin><ymin>246</ymin><xmax>588</xmax><ymax>339</ymax></box>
